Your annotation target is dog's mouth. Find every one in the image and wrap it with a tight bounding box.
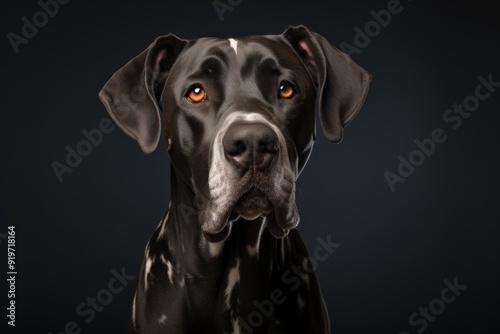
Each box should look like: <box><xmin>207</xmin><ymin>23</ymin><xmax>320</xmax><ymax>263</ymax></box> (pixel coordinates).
<box><xmin>201</xmin><ymin>179</ymin><xmax>299</xmax><ymax>243</ymax></box>
<box><xmin>234</xmin><ymin>188</ymin><xmax>273</xmax><ymax>220</ymax></box>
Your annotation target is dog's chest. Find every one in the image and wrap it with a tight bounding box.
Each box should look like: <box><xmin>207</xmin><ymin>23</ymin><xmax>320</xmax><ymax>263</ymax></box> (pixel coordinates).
<box><xmin>144</xmin><ymin>220</ymin><xmax>284</xmax><ymax>332</ymax></box>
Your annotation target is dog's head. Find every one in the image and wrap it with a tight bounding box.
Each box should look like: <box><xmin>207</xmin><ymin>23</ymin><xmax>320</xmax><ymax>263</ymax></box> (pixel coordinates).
<box><xmin>99</xmin><ymin>26</ymin><xmax>370</xmax><ymax>242</ymax></box>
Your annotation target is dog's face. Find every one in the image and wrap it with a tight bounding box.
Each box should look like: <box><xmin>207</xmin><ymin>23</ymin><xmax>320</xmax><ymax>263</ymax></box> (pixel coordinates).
<box><xmin>162</xmin><ymin>36</ymin><xmax>316</xmax><ymax>241</ymax></box>
<box><xmin>99</xmin><ymin>26</ymin><xmax>371</xmax><ymax>242</ymax></box>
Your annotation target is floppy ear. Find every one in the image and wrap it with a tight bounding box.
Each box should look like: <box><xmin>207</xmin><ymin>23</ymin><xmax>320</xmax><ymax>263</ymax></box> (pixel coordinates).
<box><xmin>282</xmin><ymin>25</ymin><xmax>371</xmax><ymax>143</ymax></box>
<box><xmin>98</xmin><ymin>34</ymin><xmax>187</xmax><ymax>153</ymax></box>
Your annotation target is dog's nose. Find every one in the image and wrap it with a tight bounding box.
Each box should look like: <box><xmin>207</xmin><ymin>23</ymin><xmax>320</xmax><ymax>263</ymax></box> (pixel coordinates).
<box><xmin>223</xmin><ymin>123</ymin><xmax>279</xmax><ymax>170</ymax></box>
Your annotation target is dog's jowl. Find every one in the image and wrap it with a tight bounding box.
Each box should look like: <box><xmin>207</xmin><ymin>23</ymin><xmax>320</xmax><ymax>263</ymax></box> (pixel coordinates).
<box><xmin>99</xmin><ymin>25</ymin><xmax>370</xmax><ymax>334</ymax></box>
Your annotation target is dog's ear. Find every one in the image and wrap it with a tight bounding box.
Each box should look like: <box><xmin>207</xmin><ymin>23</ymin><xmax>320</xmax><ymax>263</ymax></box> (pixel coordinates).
<box><xmin>99</xmin><ymin>34</ymin><xmax>187</xmax><ymax>153</ymax></box>
<box><xmin>282</xmin><ymin>25</ymin><xmax>371</xmax><ymax>143</ymax></box>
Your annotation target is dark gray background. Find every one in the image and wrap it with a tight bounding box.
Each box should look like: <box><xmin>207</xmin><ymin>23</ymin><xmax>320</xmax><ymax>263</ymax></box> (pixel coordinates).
<box><xmin>2</xmin><ymin>0</ymin><xmax>499</xmax><ymax>333</ymax></box>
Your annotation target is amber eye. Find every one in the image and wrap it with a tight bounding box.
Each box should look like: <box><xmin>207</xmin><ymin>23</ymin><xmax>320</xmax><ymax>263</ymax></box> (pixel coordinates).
<box><xmin>187</xmin><ymin>86</ymin><xmax>207</xmax><ymax>103</ymax></box>
<box><xmin>278</xmin><ymin>82</ymin><xmax>295</xmax><ymax>99</ymax></box>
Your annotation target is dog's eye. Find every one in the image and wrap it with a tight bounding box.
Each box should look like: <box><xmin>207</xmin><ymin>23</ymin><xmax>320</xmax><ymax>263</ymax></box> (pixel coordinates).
<box><xmin>187</xmin><ymin>86</ymin><xmax>207</xmax><ymax>103</ymax></box>
<box><xmin>278</xmin><ymin>82</ymin><xmax>295</xmax><ymax>99</ymax></box>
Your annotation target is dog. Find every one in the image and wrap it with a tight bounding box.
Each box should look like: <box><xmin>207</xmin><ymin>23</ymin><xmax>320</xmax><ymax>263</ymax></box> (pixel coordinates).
<box><xmin>99</xmin><ymin>25</ymin><xmax>370</xmax><ymax>334</ymax></box>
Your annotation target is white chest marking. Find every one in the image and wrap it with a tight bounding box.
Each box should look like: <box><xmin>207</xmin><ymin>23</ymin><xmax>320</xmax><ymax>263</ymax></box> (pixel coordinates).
<box><xmin>225</xmin><ymin>258</ymin><xmax>241</xmax><ymax>309</ymax></box>
<box><xmin>131</xmin><ymin>292</ymin><xmax>137</xmax><ymax>328</ymax></box>
<box><xmin>144</xmin><ymin>257</ymin><xmax>154</xmax><ymax>291</ymax></box>
<box><xmin>232</xmin><ymin>318</ymin><xmax>241</xmax><ymax>334</ymax></box>
<box><xmin>229</xmin><ymin>38</ymin><xmax>238</xmax><ymax>54</ymax></box>
<box><xmin>208</xmin><ymin>240</ymin><xmax>225</xmax><ymax>257</ymax></box>
<box><xmin>247</xmin><ymin>219</ymin><xmax>266</xmax><ymax>257</ymax></box>
<box><xmin>160</xmin><ymin>254</ymin><xmax>174</xmax><ymax>285</ymax></box>
<box><xmin>158</xmin><ymin>314</ymin><xmax>168</xmax><ymax>325</ymax></box>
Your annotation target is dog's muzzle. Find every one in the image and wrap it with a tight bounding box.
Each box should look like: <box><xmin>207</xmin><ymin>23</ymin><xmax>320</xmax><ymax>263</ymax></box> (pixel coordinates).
<box><xmin>201</xmin><ymin>115</ymin><xmax>300</xmax><ymax>242</ymax></box>
<box><xmin>223</xmin><ymin>122</ymin><xmax>278</xmax><ymax>221</ymax></box>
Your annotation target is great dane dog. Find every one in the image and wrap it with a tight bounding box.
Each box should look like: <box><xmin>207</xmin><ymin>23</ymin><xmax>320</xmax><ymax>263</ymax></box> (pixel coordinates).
<box><xmin>99</xmin><ymin>25</ymin><xmax>370</xmax><ymax>334</ymax></box>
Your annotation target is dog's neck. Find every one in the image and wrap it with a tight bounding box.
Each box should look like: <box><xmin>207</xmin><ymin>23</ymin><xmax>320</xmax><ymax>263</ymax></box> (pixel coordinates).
<box><xmin>155</xmin><ymin>167</ymin><xmax>278</xmax><ymax>279</ymax></box>
<box><xmin>147</xmin><ymin>167</ymin><xmax>281</xmax><ymax>318</ymax></box>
